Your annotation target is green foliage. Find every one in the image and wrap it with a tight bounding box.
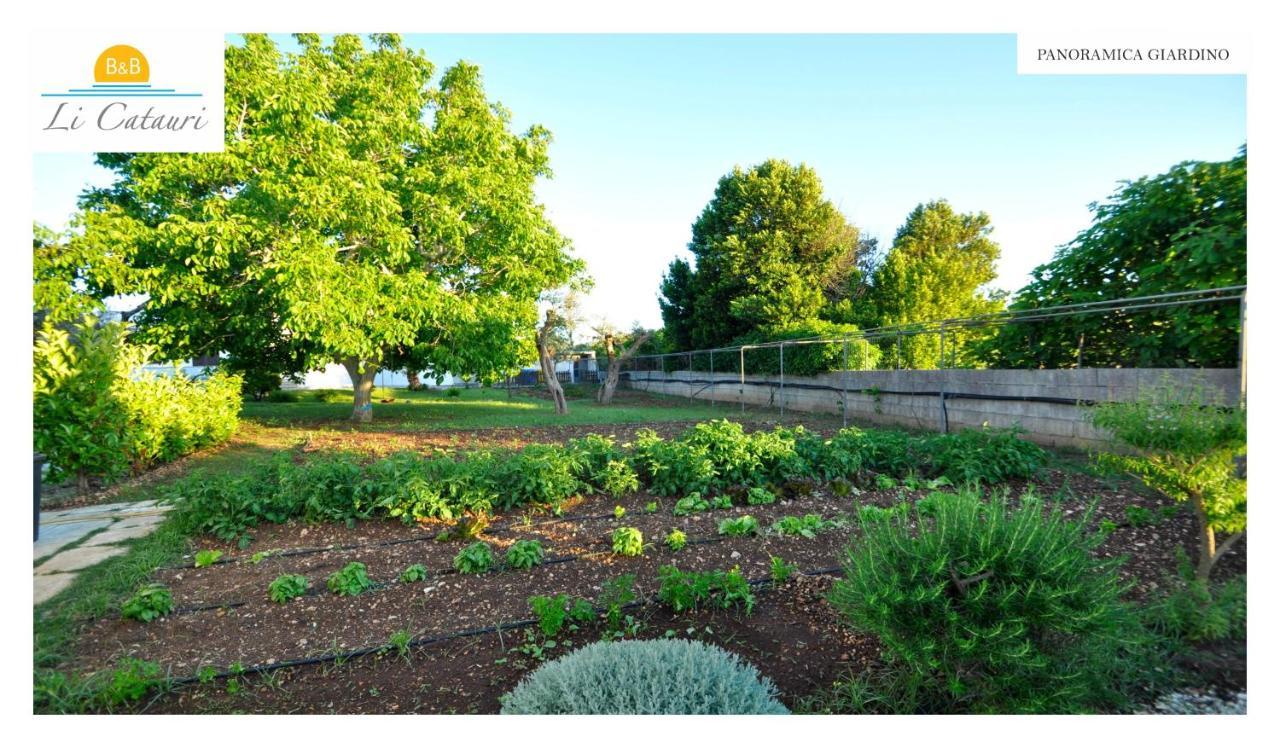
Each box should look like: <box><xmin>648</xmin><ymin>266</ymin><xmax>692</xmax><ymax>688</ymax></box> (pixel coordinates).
<box><xmin>568</xmin><ymin>435</ymin><xmax>639</xmax><ymax>497</ymax></box>
<box><xmin>268</xmin><ymin>574</ymin><xmax>309</xmax><ymax>603</ymax></box>
<box><xmin>1145</xmin><ymin>574</ymin><xmax>1246</xmax><ymax>644</ymax></box>
<box><xmin>769</xmin><ymin>556</ymin><xmax>797</xmax><ymax>585</ymax></box>
<box><xmin>864</xmin><ymin>200</ymin><xmax>1005</xmax><ymax>369</ymax></box>
<box><xmin>99</xmin><ymin>658</ymin><xmax>165</xmax><ymax>708</ymax></box>
<box><xmin>928</xmin><ymin>428</ymin><xmax>1048</xmax><ymax>485</ymax></box>
<box><xmin>613</xmin><ymin>505</ymin><xmax>626</xmax><ymax>519</ymax></box>
<box><xmin>33</xmin><ymin>318</ymin><xmax>242</xmax><ymax>488</ymax></box>
<box><xmin>980</xmin><ymin>148</ymin><xmax>1246</xmax><ymax>368</ymax></box>
<box><xmin>500</xmin><ymin>639</ymin><xmax>788</xmax><ymax>714</ymax></box>
<box><xmin>610</xmin><ymin>527</ymin><xmax>644</xmax><ymax>557</ymax></box>
<box><xmin>657</xmin><ymin>565</ymin><xmax>755</xmax><ymax>615</ymax></box>
<box><xmin>717</xmin><ymin>515</ymin><xmax>760</xmax><ymax>537</ymax></box>
<box><xmin>857</xmin><ymin>502</ymin><xmax>910</xmax><ymax>523</ymax></box>
<box><xmin>398</xmin><ymin>564</ymin><xmax>427</xmax><ymax>583</ymax></box>
<box><xmin>769</xmin><ymin>513</ymin><xmax>843</xmax><ymax>538</ymax></box>
<box><xmin>875</xmin><ymin>474</ymin><xmax>899</xmax><ymax>490</ymax></box>
<box><xmin>326</xmin><ymin>562</ymin><xmax>374</xmax><ymax>596</ymax></box>
<box><xmin>644</xmin><ymin>501</ymin><xmax>658</xmax><ymax>513</ymax></box>
<box><xmin>632</xmin><ymin>429</ymin><xmax>717</xmax><ymax>496</ymax></box>
<box><xmin>74</xmin><ymin>34</ymin><xmax>582</xmax><ymax>422</ymax></box>
<box><xmin>731</xmin><ymin>321</ymin><xmax>882</xmax><ymax>376</ymax></box>
<box><xmin>280</xmin><ymin>454</ymin><xmax>373</xmax><ymax>526</ymax></box>
<box><xmin>505</xmin><ymin>540</ymin><xmax>546</xmax><ymax>570</ymax></box>
<box><xmin>664</xmin><ymin>529</ymin><xmax>688</xmax><ymax>551</ymax></box>
<box><xmin>453</xmin><ymin>542</ymin><xmax>495</xmax><ymax>574</ymax></box>
<box><xmin>529</xmin><ymin>594</ymin><xmax>573</xmax><ymax>638</ymax></box>
<box><xmin>193</xmin><ymin>549</ymin><xmax>222</xmax><ymax>568</ymax></box>
<box><xmin>490</xmin><ymin>445</ymin><xmax>583</xmax><ymax>511</ymax></box>
<box><xmin>658</xmin><ymin>159</ymin><xmax>869</xmax><ymax>353</ymax></box>
<box><xmin>745</xmin><ymin>487</ymin><xmax>776</xmax><ymax>506</ymax></box>
<box><xmin>121</xmin><ymin>584</ymin><xmax>173</xmax><ymax>623</ymax></box>
<box><xmin>830</xmin><ymin>490</ymin><xmax>1137</xmax><ymax>713</ymax></box>
<box><xmin>1091</xmin><ymin>383</ymin><xmax>1246</xmax><ymax>579</ymax></box>
<box><xmin>386</xmin><ymin>630</ymin><xmax>413</xmax><ymax>660</ymax></box>
<box><xmin>597</xmin><ymin>574</ymin><xmax>638</xmax><ymax>633</ymax></box>
<box><xmin>1124</xmin><ymin>505</ymin><xmax>1157</xmax><ymax>528</ymax></box>
<box><xmin>672</xmin><ymin>492</ymin><xmax>711</xmax><ymax>516</ymax></box>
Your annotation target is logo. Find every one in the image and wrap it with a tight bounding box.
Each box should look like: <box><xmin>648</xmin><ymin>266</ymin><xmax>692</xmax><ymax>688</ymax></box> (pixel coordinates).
<box><xmin>32</xmin><ymin>32</ymin><xmax>225</xmax><ymax>152</ymax></box>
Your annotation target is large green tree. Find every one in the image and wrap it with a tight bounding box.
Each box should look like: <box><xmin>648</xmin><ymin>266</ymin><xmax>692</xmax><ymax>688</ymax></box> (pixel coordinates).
<box><xmin>865</xmin><ymin>200</ymin><xmax>1004</xmax><ymax>368</ymax></box>
<box><xmin>978</xmin><ymin>147</ymin><xmax>1246</xmax><ymax>368</ymax></box>
<box><xmin>73</xmin><ymin>34</ymin><xmax>580</xmax><ymax>421</ymax></box>
<box><xmin>658</xmin><ymin>160</ymin><xmax>867</xmax><ymax>351</ymax></box>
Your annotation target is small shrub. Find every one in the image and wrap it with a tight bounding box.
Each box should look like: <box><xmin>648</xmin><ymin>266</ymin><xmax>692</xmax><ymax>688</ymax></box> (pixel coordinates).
<box><xmin>193</xmin><ymin>549</ymin><xmax>223</xmax><ymax>568</ymax></box>
<box><xmin>875</xmin><ymin>474</ymin><xmax>898</xmax><ymax>490</ymax></box>
<box><xmin>644</xmin><ymin>501</ymin><xmax>658</xmax><ymax>513</ymax></box>
<box><xmin>857</xmin><ymin>502</ymin><xmax>909</xmax><ymax>523</ymax></box>
<box><xmin>611</xmin><ymin>527</ymin><xmax>644</xmax><ymax>557</ymax></box>
<box><xmin>506</xmin><ymin>539</ymin><xmax>546</xmax><ymax>570</ymax></box>
<box><xmin>665</xmin><ymin>529</ymin><xmax>688</xmax><ymax>551</ymax></box>
<box><xmin>745</xmin><ymin>486</ymin><xmax>776</xmax><ymax>506</ymax></box>
<box><xmin>830</xmin><ymin>490</ymin><xmax>1137</xmax><ymax>713</ymax></box>
<box><xmin>398</xmin><ymin>564</ymin><xmax>428</xmax><ymax>583</ymax></box>
<box><xmin>453</xmin><ymin>542</ymin><xmax>495</xmax><ymax>574</ymax></box>
<box><xmin>613</xmin><ymin>505</ymin><xmax>626</xmax><ymax>519</ymax></box>
<box><xmin>529</xmin><ymin>594</ymin><xmax>573</xmax><ymax>637</ymax></box>
<box><xmin>268</xmin><ymin>574</ymin><xmax>309</xmax><ymax>603</ymax></box>
<box><xmin>446</xmin><ymin>388</ymin><xmax>462</xmax><ymax>398</ymax></box>
<box><xmin>718</xmin><ymin>515</ymin><xmax>760</xmax><ymax>537</ymax></box>
<box><xmin>121</xmin><ymin>584</ymin><xmax>172</xmax><ymax>623</ymax></box>
<box><xmin>597</xmin><ymin>574</ymin><xmax>638</xmax><ymax>633</ymax></box>
<box><xmin>710</xmin><ymin>494</ymin><xmax>733</xmax><ymax>509</ymax></box>
<box><xmin>326</xmin><ymin>562</ymin><xmax>373</xmax><ymax>596</ymax></box>
<box><xmin>500</xmin><ymin>639</ymin><xmax>788</xmax><ymax>714</ymax></box>
<box><xmin>1124</xmin><ymin>505</ymin><xmax>1157</xmax><ymax>528</ymax></box>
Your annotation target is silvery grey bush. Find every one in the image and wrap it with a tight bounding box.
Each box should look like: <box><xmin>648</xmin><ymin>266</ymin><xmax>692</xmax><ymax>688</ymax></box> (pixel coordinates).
<box><xmin>500</xmin><ymin>639</ymin><xmax>788</xmax><ymax>714</ymax></box>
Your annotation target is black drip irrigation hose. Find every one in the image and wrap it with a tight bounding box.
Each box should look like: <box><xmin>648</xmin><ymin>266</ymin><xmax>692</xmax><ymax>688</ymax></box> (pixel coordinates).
<box><xmin>165</xmin><ymin>561</ymin><xmax>848</xmax><ymax>687</ymax></box>
<box><xmin>628</xmin><ymin>374</ymin><xmax>1101</xmax><ymax>407</ymax></box>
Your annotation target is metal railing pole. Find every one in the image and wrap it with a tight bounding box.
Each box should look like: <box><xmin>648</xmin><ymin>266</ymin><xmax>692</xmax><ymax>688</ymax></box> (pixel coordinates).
<box><xmin>739</xmin><ymin>347</ymin><xmax>746</xmax><ymax>414</ymax></box>
<box><xmin>1240</xmin><ymin>290</ymin><xmax>1247</xmax><ymax>408</ymax></box>
<box><xmin>709</xmin><ymin>350</ymin><xmax>715</xmax><ymax>408</ymax></box>
<box><xmin>842</xmin><ymin>337</ymin><xmax>849</xmax><ymax>427</ymax></box>
<box><xmin>778</xmin><ymin>343</ymin><xmax>785</xmax><ymax>418</ymax></box>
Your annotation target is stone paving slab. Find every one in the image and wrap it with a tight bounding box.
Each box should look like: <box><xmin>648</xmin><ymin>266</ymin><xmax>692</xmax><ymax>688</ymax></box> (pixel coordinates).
<box><xmin>35</xmin><ymin>543</ymin><xmax>129</xmax><ymax>574</ymax></box>
<box><xmin>33</xmin><ymin>519</ymin><xmax>113</xmax><ymax>560</ymax></box>
<box><xmin>81</xmin><ymin>523</ymin><xmax>160</xmax><ymax>546</ymax></box>
<box><xmin>34</xmin><ymin>573</ymin><xmax>78</xmax><ymax>606</ymax></box>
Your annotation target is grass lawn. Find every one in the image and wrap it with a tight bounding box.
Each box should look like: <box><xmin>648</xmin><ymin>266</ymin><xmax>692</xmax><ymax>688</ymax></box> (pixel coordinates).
<box><xmin>242</xmin><ymin>384</ymin><xmax>779</xmax><ymax>431</ymax></box>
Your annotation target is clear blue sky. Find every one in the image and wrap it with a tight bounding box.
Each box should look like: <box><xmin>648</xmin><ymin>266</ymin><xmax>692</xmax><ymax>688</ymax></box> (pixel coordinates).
<box><xmin>32</xmin><ymin>34</ymin><xmax>1245</xmax><ymax>331</ymax></box>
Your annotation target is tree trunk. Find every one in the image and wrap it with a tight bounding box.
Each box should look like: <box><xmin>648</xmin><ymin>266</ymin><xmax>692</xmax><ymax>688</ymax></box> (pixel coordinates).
<box><xmin>406</xmin><ymin>371</ymin><xmax>421</xmax><ymax>391</ymax></box>
<box><xmin>598</xmin><ymin>331</ymin><xmax>651</xmax><ymax>405</ymax></box>
<box><xmin>342</xmin><ymin>358</ymin><xmax>379</xmax><ymax>423</ymax></box>
<box><xmin>537</xmin><ymin>313</ymin><xmax>568</xmax><ymax>415</ymax></box>
<box><xmin>1193</xmin><ymin>496</ymin><xmax>1216</xmax><ymax>582</ymax></box>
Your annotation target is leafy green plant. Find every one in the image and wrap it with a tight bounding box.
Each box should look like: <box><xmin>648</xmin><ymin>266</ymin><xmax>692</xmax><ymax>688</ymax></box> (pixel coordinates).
<box><xmin>385</xmin><ymin>630</ymin><xmax>413</xmax><ymax>660</ymax></box>
<box><xmin>529</xmin><ymin>594</ymin><xmax>573</xmax><ymax>638</ymax></box>
<box><xmin>745</xmin><ymin>487</ymin><xmax>776</xmax><ymax>506</ymax></box>
<box><xmin>1091</xmin><ymin>383</ymin><xmax>1245</xmax><ymax>581</ymax></box>
<box><xmin>710</xmin><ymin>495</ymin><xmax>733</xmax><ymax>509</ymax></box>
<box><xmin>193</xmin><ymin>549</ymin><xmax>223</xmax><ymax>568</ymax></box>
<box><xmin>613</xmin><ymin>505</ymin><xmax>626</xmax><ymax>519</ymax></box>
<box><xmin>398</xmin><ymin>564</ymin><xmax>428</xmax><ymax>583</ymax></box>
<box><xmin>644</xmin><ymin>501</ymin><xmax>658</xmax><ymax>513</ymax></box>
<box><xmin>769</xmin><ymin>514</ymin><xmax>842</xmax><ymax>538</ymax></box>
<box><xmin>268</xmin><ymin>573</ymin><xmax>309</xmax><ymax>603</ymax></box>
<box><xmin>98</xmin><ymin>658</ymin><xmax>165</xmax><ymax>708</ymax></box>
<box><xmin>248</xmin><ymin>550</ymin><xmax>274</xmax><ymax>565</ymax></box>
<box><xmin>1124</xmin><ymin>505</ymin><xmax>1157</xmax><ymax>528</ymax></box>
<box><xmin>597</xmin><ymin>574</ymin><xmax>638</xmax><ymax>634</ymax></box>
<box><xmin>121</xmin><ymin>583</ymin><xmax>172</xmax><ymax>623</ymax></box>
<box><xmin>611</xmin><ymin>527</ymin><xmax>644</xmax><ymax>557</ymax></box>
<box><xmin>657</xmin><ymin>565</ymin><xmax>755</xmax><ymax>615</ymax></box>
<box><xmin>500</xmin><ymin>639</ymin><xmax>788</xmax><ymax>714</ymax></box>
<box><xmin>857</xmin><ymin>502</ymin><xmax>909</xmax><ymax>523</ymax></box>
<box><xmin>453</xmin><ymin>542</ymin><xmax>495</xmax><ymax>574</ymax></box>
<box><xmin>506</xmin><ymin>539</ymin><xmax>546</xmax><ymax>570</ymax></box>
<box><xmin>830</xmin><ymin>489</ymin><xmax>1138</xmax><ymax>713</ymax></box>
<box><xmin>770</xmin><ymin>556</ymin><xmax>797</xmax><ymax>585</ymax></box>
<box><xmin>717</xmin><ymin>515</ymin><xmax>760</xmax><ymax>537</ymax></box>
<box><xmin>673</xmin><ymin>492</ymin><xmax>710</xmax><ymax>516</ymax></box>
<box><xmin>874</xmin><ymin>474</ymin><xmax>898</xmax><ymax>490</ymax></box>
<box><xmin>326</xmin><ymin>562</ymin><xmax>374</xmax><ymax>596</ymax></box>
<box><xmin>1146</xmin><ymin>574</ymin><xmax>1246</xmax><ymax>644</ymax></box>
<box><xmin>665</xmin><ymin>529</ymin><xmax>688</xmax><ymax>551</ymax></box>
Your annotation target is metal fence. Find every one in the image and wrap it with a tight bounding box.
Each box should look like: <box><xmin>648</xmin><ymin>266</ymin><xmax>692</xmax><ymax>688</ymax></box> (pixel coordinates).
<box><xmin>617</xmin><ymin>286</ymin><xmax>1247</xmax><ymax>427</ymax></box>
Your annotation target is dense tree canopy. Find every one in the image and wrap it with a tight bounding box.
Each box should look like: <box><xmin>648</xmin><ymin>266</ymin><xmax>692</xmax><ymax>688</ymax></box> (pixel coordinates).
<box><xmin>978</xmin><ymin>147</ymin><xmax>1246</xmax><ymax>368</ymax></box>
<box><xmin>71</xmin><ymin>34</ymin><xmax>581</xmax><ymax>420</ymax></box>
<box><xmin>658</xmin><ymin>160</ymin><xmax>870</xmax><ymax>351</ymax></box>
<box><xmin>864</xmin><ymin>200</ymin><xmax>1004</xmax><ymax>368</ymax></box>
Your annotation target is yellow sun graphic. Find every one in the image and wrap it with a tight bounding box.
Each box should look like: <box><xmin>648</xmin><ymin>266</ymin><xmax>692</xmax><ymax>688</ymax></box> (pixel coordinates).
<box><xmin>94</xmin><ymin>45</ymin><xmax>150</xmax><ymax>84</ymax></box>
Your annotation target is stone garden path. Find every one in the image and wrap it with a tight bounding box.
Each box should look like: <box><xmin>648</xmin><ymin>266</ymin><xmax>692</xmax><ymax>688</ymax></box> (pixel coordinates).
<box><xmin>34</xmin><ymin>500</ymin><xmax>170</xmax><ymax>605</ymax></box>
